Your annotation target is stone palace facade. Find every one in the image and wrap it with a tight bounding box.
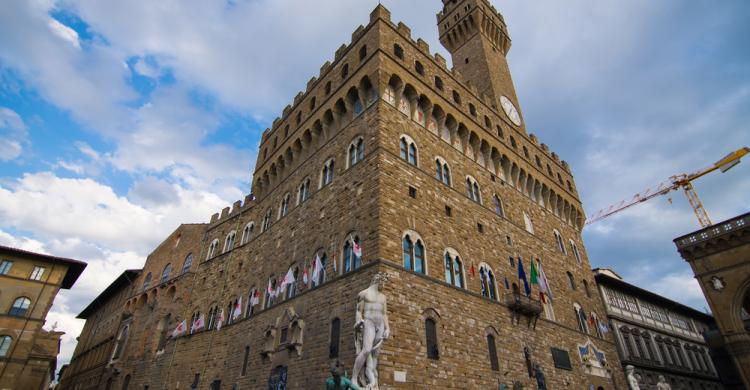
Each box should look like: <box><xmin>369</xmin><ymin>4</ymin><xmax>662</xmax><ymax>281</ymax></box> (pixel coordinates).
<box><xmin>60</xmin><ymin>1</ymin><xmax>626</xmax><ymax>389</ymax></box>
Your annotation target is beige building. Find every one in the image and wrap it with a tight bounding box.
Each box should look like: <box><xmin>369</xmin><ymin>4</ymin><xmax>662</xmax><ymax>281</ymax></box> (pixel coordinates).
<box><xmin>594</xmin><ymin>268</ymin><xmax>723</xmax><ymax>389</ymax></box>
<box><xmin>675</xmin><ymin>212</ymin><xmax>750</xmax><ymax>389</ymax></box>
<box><xmin>63</xmin><ymin>1</ymin><xmax>628</xmax><ymax>389</ymax></box>
<box><xmin>0</xmin><ymin>245</ymin><xmax>86</xmax><ymax>390</ymax></box>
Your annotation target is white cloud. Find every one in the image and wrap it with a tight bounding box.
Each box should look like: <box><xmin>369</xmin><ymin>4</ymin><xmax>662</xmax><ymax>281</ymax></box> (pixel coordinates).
<box><xmin>132</xmin><ymin>57</ymin><xmax>161</xmax><ymax>78</ymax></box>
<box><xmin>0</xmin><ymin>107</ymin><xmax>28</xmax><ymax>161</ymax></box>
<box><xmin>0</xmin><ymin>172</ymin><xmax>225</xmax><ymax>253</ymax></box>
<box><xmin>47</xmin><ymin>18</ymin><xmax>81</xmax><ymax>49</ymax></box>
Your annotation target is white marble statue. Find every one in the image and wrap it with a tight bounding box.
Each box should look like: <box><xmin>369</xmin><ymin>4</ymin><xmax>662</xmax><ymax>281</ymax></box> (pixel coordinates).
<box><xmin>352</xmin><ymin>273</ymin><xmax>391</xmax><ymax>390</ymax></box>
<box><xmin>625</xmin><ymin>365</ymin><xmax>640</xmax><ymax>390</ymax></box>
<box><xmin>656</xmin><ymin>375</ymin><xmax>671</xmax><ymax>390</ymax></box>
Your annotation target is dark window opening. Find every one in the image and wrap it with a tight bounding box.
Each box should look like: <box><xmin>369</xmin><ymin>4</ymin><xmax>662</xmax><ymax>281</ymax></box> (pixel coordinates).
<box><xmin>445</xmin><ymin>205</ymin><xmax>452</xmax><ymax>217</ymax></box>
<box><xmin>394</xmin><ymin>44</ymin><xmax>404</xmax><ymax>60</ymax></box>
<box><xmin>408</xmin><ymin>186</ymin><xmax>417</xmax><ymax>198</ymax></box>
<box><xmin>359</xmin><ymin>46</ymin><xmax>367</xmax><ymax>61</ymax></box>
<box><xmin>477</xmin><ymin>223</ymin><xmax>484</xmax><ymax>233</ymax></box>
<box><xmin>241</xmin><ymin>346</ymin><xmax>250</xmax><ymax>376</ymax></box>
<box><xmin>329</xmin><ymin>318</ymin><xmax>341</xmax><ymax>359</ymax></box>
<box><xmin>487</xmin><ymin>334</ymin><xmax>499</xmax><ymax>371</ymax></box>
<box><xmin>425</xmin><ymin>318</ymin><xmax>439</xmax><ymax>359</ymax></box>
<box><xmin>415</xmin><ymin>61</ymin><xmax>425</xmax><ymax>75</ymax></box>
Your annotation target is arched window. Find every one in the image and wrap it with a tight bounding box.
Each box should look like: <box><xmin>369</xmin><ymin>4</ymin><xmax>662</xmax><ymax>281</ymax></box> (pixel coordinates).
<box><xmin>435</xmin><ymin>158</ymin><xmax>451</xmax><ymax>186</ymax></box>
<box><xmin>313</xmin><ymin>251</ymin><xmax>328</xmax><ymax>287</ymax></box>
<box><xmin>583</xmin><ymin>279</ymin><xmax>591</xmax><ymax>298</ymax></box>
<box><xmin>434</xmin><ymin>76</ymin><xmax>444</xmax><ymax>91</ymax></box>
<box><xmin>297</xmin><ymin>178</ymin><xmax>311</xmax><ymax>205</ymax></box>
<box><xmin>479</xmin><ymin>266</ymin><xmax>497</xmax><ymax>300</ymax></box>
<box><xmin>285</xmin><ymin>267</ymin><xmax>300</xmax><ymax>299</ymax></box>
<box><xmin>425</xmin><ymin>318</ymin><xmax>439</xmax><ymax>359</ymax></box>
<box><xmin>510</xmin><ymin>136</ymin><xmax>517</xmax><ymax>149</ymax></box>
<box><xmin>329</xmin><ymin>318</ymin><xmax>341</xmax><ymax>359</ymax></box>
<box><xmin>160</xmin><ymin>263</ymin><xmax>172</xmax><ymax>284</ymax></box>
<box><xmin>241</xmin><ymin>223</ymin><xmax>254</xmax><ymax>245</ymax></box>
<box><xmin>567</xmin><ymin>272</ymin><xmax>576</xmax><ymax>290</ymax></box>
<box><xmin>487</xmin><ymin>334</ymin><xmax>499</xmax><ymax>371</ymax></box>
<box><xmin>261</xmin><ymin>208</ymin><xmax>273</xmax><ymax>232</ymax></box>
<box><xmin>399</xmin><ymin>135</ymin><xmax>418</xmax><ymax>166</ymax></box>
<box><xmin>9</xmin><ymin>297</ymin><xmax>31</xmax><ymax>317</ymax></box>
<box><xmin>343</xmin><ymin>235</ymin><xmax>362</xmax><ymax>273</ymax></box>
<box><xmin>246</xmin><ymin>287</ymin><xmax>258</xmax><ymax>318</ymax></box>
<box><xmin>348</xmin><ymin>137</ymin><xmax>365</xmax><ymax>167</ymax></box>
<box><xmin>591</xmin><ymin>312</ymin><xmax>603</xmax><ymax>338</ymax></box>
<box><xmin>321</xmin><ymin>158</ymin><xmax>335</xmax><ymax>187</ymax></box>
<box><xmin>402</xmin><ymin>234</ymin><xmax>425</xmax><ymax>274</ymax></box>
<box><xmin>393</xmin><ymin>44</ymin><xmax>404</xmax><ymax>60</ymax></box>
<box><xmin>111</xmin><ymin>324</ymin><xmax>129</xmax><ymax>360</ymax></box>
<box><xmin>415</xmin><ymin>60</ymin><xmax>424</xmax><ymax>75</ymax></box>
<box><xmin>570</xmin><ymin>240</ymin><xmax>582</xmax><ymax>263</ymax></box>
<box><xmin>383</xmin><ymin>85</ymin><xmax>396</xmax><ymax>106</ymax></box>
<box><xmin>206</xmin><ymin>239</ymin><xmax>219</xmax><ymax>260</ymax></box>
<box><xmin>466</xmin><ymin>176</ymin><xmax>481</xmax><ymax>203</ymax></box>
<box><xmin>142</xmin><ymin>272</ymin><xmax>152</xmax><ymax>291</ymax></box>
<box><xmin>493</xmin><ymin>195</ymin><xmax>505</xmax><ymax>217</ymax></box>
<box><xmin>181</xmin><ymin>253</ymin><xmax>193</xmax><ymax>274</ymax></box>
<box><xmin>553</xmin><ymin>230</ymin><xmax>565</xmax><ymax>253</ymax></box>
<box><xmin>223</xmin><ymin>231</ymin><xmax>236</xmax><ymax>252</ymax></box>
<box><xmin>0</xmin><ymin>336</ymin><xmax>12</xmax><ymax>357</ymax></box>
<box><xmin>264</xmin><ymin>278</ymin><xmax>277</xmax><ymax>309</ymax></box>
<box><xmin>278</xmin><ymin>194</ymin><xmax>290</xmax><ymax>219</ymax></box>
<box><xmin>574</xmin><ymin>303</ymin><xmax>588</xmax><ymax>334</ymax></box>
<box><xmin>341</xmin><ymin>63</ymin><xmax>349</xmax><ymax>79</ymax></box>
<box><xmin>523</xmin><ymin>212</ymin><xmax>534</xmax><ymax>234</ymax></box>
<box><xmin>444</xmin><ymin>252</ymin><xmax>464</xmax><ymax>288</ymax></box>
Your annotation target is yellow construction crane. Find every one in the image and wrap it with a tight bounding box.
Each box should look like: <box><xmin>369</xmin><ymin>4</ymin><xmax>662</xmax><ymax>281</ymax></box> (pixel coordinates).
<box><xmin>586</xmin><ymin>147</ymin><xmax>749</xmax><ymax>228</ymax></box>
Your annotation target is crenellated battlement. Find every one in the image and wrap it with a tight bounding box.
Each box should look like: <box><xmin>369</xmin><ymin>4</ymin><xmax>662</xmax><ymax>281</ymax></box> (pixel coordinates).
<box><xmin>255</xmin><ymin>3</ymin><xmax>575</xmax><ymax>203</ymax></box>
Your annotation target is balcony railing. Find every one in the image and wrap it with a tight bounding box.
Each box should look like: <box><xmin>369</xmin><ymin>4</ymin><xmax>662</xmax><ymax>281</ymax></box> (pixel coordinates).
<box><xmin>504</xmin><ymin>293</ymin><xmax>543</xmax><ymax>329</ymax></box>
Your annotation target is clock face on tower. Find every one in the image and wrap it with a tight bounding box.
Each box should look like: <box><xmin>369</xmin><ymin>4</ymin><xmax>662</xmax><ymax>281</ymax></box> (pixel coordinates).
<box><xmin>500</xmin><ymin>96</ymin><xmax>522</xmax><ymax>127</ymax></box>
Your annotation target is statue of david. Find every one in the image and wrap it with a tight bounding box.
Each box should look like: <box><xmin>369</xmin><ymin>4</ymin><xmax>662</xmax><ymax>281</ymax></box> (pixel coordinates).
<box><xmin>352</xmin><ymin>273</ymin><xmax>391</xmax><ymax>390</ymax></box>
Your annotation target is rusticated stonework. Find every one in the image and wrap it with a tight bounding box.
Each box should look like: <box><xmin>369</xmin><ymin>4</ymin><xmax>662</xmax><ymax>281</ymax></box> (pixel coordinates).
<box><xmin>61</xmin><ymin>2</ymin><xmax>627</xmax><ymax>389</ymax></box>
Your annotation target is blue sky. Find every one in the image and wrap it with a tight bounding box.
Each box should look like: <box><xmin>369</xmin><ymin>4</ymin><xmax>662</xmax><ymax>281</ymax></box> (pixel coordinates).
<box><xmin>1</xmin><ymin>0</ymin><xmax>749</xmax><ymax>371</ymax></box>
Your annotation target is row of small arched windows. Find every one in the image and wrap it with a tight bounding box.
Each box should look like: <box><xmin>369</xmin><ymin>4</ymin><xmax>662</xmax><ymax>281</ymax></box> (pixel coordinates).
<box><xmin>140</xmin><ymin>253</ymin><xmax>194</xmax><ymax>292</ymax></box>
<box><xmin>398</xmin><ymin>133</ymin><xmax>585</xmax><ymax>259</ymax></box>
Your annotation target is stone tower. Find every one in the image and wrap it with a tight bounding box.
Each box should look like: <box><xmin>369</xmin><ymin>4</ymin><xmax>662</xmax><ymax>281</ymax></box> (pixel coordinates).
<box><xmin>62</xmin><ymin>3</ymin><xmax>627</xmax><ymax>390</ymax></box>
<box><xmin>437</xmin><ymin>0</ymin><xmax>522</xmax><ymax>126</ymax></box>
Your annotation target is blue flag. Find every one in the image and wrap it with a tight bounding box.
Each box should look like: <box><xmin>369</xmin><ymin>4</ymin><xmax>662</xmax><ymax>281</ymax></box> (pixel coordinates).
<box><xmin>518</xmin><ymin>258</ymin><xmax>531</xmax><ymax>297</ymax></box>
<box><xmin>504</xmin><ymin>277</ymin><xmax>510</xmax><ymax>289</ymax></box>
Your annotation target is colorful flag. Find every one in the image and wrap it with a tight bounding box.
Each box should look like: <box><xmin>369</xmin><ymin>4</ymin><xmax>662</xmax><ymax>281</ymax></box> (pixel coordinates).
<box><xmin>311</xmin><ymin>254</ymin><xmax>323</xmax><ymax>284</ymax></box>
<box><xmin>537</xmin><ymin>260</ymin><xmax>554</xmax><ymax>303</ymax></box>
<box><xmin>216</xmin><ymin>309</ymin><xmax>225</xmax><ymax>330</ymax></box>
<box><xmin>530</xmin><ymin>260</ymin><xmax>539</xmax><ymax>286</ymax></box>
<box><xmin>171</xmin><ymin>319</ymin><xmax>187</xmax><ymax>338</ymax></box>
<box><xmin>280</xmin><ymin>268</ymin><xmax>295</xmax><ymax>291</ymax></box>
<box><xmin>302</xmin><ymin>262</ymin><xmax>309</xmax><ymax>285</ymax></box>
<box><xmin>599</xmin><ymin>321</ymin><xmax>610</xmax><ymax>334</ymax></box>
<box><xmin>517</xmin><ymin>258</ymin><xmax>531</xmax><ymax>297</ymax></box>
<box><xmin>191</xmin><ymin>313</ymin><xmax>205</xmax><ymax>332</ymax></box>
<box><xmin>232</xmin><ymin>297</ymin><xmax>242</xmax><ymax>321</ymax></box>
<box><xmin>352</xmin><ymin>237</ymin><xmax>362</xmax><ymax>258</ymax></box>
<box><xmin>267</xmin><ymin>278</ymin><xmax>274</xmax><ymax>296</ymax></box>
<box><xmin>589</xmin><ymin>313</ymin><xmax>597</xmax><ymax>328</ymax></box>
<box><xmin>333</xmin><ymin>254</ymin><xmax>338</xmax><ymax>273</ymax></box>
<box><xmin>504</xmin><ymin>277</ymin><xmax>510</xmax><ymax>289</ymax></box>
<box><xmin>251</xmin><ymin>290</ymin><xmax>261</xmax><ymax>306</ymax></box>
<box><xmin>470</xmin><ymin>262</ymin><xmax>476</xmax><ymax>277</ymax></box>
